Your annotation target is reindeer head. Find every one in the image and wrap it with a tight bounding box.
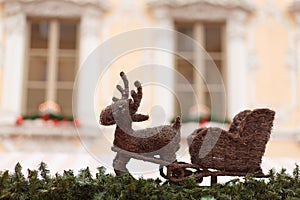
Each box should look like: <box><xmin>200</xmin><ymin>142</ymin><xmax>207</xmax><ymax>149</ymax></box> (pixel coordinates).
<box><xmin>99</xmin><ymin>72</ymin><xmax>149</xmax><ymax>128</ymax></box>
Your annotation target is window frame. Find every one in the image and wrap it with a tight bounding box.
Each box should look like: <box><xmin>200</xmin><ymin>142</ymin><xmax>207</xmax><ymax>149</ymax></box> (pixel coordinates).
<box><xmin>174</xmin><ymin>21</ymin><xmax>226</xmax><ymax>118</ymax></box>
<box><xmin>22</xmin><ymin>17</ymin><xmax>80</xmax><ymax>115</ymax></box>
<box><xmin>1</xmin><ymin>0</ymin><xmax>107</xmax><ymax>127</ymax></box>
<box><xmin>148</xmin><ymin>0</ymin><xmax>254</xmax><ymax>120</ymax></box>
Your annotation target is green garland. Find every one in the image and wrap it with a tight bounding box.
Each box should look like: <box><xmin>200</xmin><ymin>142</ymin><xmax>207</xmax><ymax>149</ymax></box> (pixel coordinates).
<box><xmin>0</xmin><ymin>163</ymin><xmax>299</xmax><ymax>199</ymax></box>
<box><xmin>22</xmin><ymin>113</ymin><xmax>74</xmax><ymax>121</ymax></box>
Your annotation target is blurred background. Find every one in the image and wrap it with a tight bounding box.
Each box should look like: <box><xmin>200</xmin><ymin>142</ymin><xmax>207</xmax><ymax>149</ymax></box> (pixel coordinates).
<box><xmin>0</xmin><ymin>0</ymin><xmax>299</xmax><ymax>183</ymax></box>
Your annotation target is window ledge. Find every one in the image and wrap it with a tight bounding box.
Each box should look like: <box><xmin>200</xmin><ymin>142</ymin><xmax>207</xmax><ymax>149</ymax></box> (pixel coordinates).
<box><xmin>0</xmin><ymin>120</ymin><xmax>79</xmax><ymax>137</ymax></box>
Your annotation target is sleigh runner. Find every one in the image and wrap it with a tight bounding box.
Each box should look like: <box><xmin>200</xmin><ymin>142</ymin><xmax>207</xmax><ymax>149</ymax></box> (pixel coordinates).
<box><xmin>100</xmin><ymin>72</ymin><xmax>275</xmax><ymax>183</ymax></box>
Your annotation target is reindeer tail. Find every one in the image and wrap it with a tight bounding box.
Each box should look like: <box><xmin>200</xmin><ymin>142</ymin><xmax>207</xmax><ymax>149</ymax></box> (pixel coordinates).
<box><xmin>172</xmin><ymin>116</ymin><xmax>181</xmax><ymax>130</ymax></box>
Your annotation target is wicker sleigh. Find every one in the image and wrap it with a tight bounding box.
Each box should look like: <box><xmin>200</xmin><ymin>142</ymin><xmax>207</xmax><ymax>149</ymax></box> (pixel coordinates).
<box><xmin>161</xmin><ymin>108</ymin><xmax>276</xmax><ymax>183</ymax></box>
<box><xmin>187</xmin><ymin>108</ymin><xmax>275</xmax><ymax>174</ymax></box>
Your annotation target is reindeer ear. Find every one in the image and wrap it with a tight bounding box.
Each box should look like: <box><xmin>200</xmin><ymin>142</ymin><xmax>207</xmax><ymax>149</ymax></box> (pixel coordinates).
<box><xmin>112</xmin><ymin>97</ymin><xmax>119</xmax><ymax>102</ymax></box>
<box><xmin>99</xmin><ymin>107</ymin><xmax>116</xmax><ymax>126</ymax></box>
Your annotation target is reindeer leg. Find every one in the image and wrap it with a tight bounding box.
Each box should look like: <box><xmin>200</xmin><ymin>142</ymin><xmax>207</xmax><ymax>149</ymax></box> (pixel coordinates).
<box><xmin>113</xmin><ymin>152</ymin><xmax>132</xmax><ymax>177</ymax></box>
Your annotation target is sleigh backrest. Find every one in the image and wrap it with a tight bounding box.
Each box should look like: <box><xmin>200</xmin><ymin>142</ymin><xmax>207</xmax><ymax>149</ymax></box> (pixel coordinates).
<box><xmin>235</xmin><ymin>108</ymin><xmax>275</xmax><ymax>138</ymax></box>
<box><xmin>228</xmin><ymin>110</ymin><xmax>252</xmax><ymax>136</ymax></box>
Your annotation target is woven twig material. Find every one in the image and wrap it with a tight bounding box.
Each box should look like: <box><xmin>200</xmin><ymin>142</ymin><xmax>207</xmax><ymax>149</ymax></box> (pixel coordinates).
<box><xmin>99</xmin><ymin>72</ymin><xmax>181</xmax><ymax>175</ymax></box>
<box><xmin>188</xmin><ymin>108</ymin><xmax>275</xmax><ymax>173</ymax></box>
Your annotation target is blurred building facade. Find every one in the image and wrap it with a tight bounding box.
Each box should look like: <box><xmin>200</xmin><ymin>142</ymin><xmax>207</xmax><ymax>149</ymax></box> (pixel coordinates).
<box><xmin>0</xmin><ymin>0</ymin><xmax>299</xmax><ymax>148</ymax></box>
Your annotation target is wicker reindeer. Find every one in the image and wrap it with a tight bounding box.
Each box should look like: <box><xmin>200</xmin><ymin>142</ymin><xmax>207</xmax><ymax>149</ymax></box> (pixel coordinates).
<box><xmin>100</xmin><ymin>72</ymin><xmax>181</xmax><ymax>176</ymax></box>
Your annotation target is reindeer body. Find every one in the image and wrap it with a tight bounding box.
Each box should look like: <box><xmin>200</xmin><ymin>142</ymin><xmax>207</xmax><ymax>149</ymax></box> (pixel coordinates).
<box><xmin>114</xmin><ymin>124</ymin><xmax>180</xmax><ymax>155</ymax></box>
<box><xmin>100</xmin><ymin>72</ymin><xmax>181</xmax><ymax>175</ymax></box>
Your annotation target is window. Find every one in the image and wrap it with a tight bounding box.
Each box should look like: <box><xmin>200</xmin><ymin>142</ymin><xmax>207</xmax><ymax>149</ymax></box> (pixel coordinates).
<box><xmin>175</xmin><ymin>22</ymin><xmax>226</xmax><ymax>120</ymax></box>
<box><xmin>23</xmin><ymin>19</ymin><xmax>79</xmax><ymax>116</ymax></box>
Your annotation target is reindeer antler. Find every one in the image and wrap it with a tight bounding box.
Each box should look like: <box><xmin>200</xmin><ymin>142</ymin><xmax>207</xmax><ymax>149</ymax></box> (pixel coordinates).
<box><xmin>100</xmin><ymin>71</ymin><xmax>148</xmax><ymax>126</ymax></box>
<box><xmin>112</xmin><ymin>72</ymin><xmax>143</xmax><ymax>111</ymax></box>
<box><xmin>113</xmin><ymin>72</ymin><xmax>130</xmax><ymax>102</ymax></box>
<box><xmin>130</xmin><ymin>81</ymin><xmax>143</xmax><ymax>112</ymax></box>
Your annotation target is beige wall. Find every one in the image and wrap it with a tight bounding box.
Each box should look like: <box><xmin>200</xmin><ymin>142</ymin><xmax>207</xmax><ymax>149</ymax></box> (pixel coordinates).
<box><xmin>0</xmin><ymin>68</ymin><xmax>2</xmax><ymax>108</ymax></box>
<box><xmin>96</xmin><ymin>0</ymin><xmax>157</xmax><ymax>117</ymax></box>
<box><xmin>96</xmin><ymin>0</ymin><xmax>300</xmax><ymax>132</ymax></box>
<box><xmin>247</xmin><ymin>0</ymin><xmax>299</xmax><ymax>130</ymax></box>
<box><xmin>102</xmin><ymin>0</ymin><xmax>154</xmax><ymax>38</ymax></box>
<box><xmin>0</xmin><ymin>4</ymin><xmax>5</xmax><ymax>111</ymax></box>
<box><xmin>1</xmin><ymin>0</ymin><xmax>300</xmax><ymax>132</ymax></box>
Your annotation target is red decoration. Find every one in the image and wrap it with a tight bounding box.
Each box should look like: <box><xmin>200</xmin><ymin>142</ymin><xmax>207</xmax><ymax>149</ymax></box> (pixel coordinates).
<box><xmin>73</xmin><ymin>118</ymin><xmax>80</xmax><ymax>127</ymax></box>
<box><xmin>15</xmin><ymin>116</ymin><xmax>23</xmax><ymax>125</ymax></box>
<box><xmin>61</xmin><ymin>118</ymin><xmax>69</xmax><ymax>125</ymax></box>
<box><xmin>200</xmin><ymin>117</ymin><xmax>209</xmax><ymax>124</ymax></box>
<box><xmin>41</xmin><ymin>114</ymin><xmax>49</xmax><ymax>122</ymax></box>
<box><xmin>52</xmin><ymin>119</ymin><xmax>59</xmax><ymax>126</ymax></box>
<box><xmin>198</xmin><ymin>117</ymin><xmax>209</xmax><ymax>128</ymax></box>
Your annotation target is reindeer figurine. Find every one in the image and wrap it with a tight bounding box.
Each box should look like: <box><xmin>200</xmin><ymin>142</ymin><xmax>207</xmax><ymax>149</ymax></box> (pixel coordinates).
<box><xmin>100</xmin><ymin>72</ymin><xmax>181</xmax><ymax>176</ymax></box>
